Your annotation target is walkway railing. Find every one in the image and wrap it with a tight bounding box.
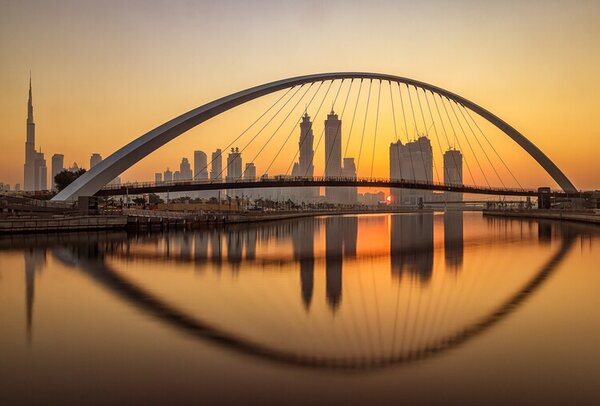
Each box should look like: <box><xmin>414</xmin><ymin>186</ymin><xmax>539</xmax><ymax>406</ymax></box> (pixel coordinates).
<box><xmin>97</xmin><ymin>176</ymin><xmax>590</xmax><ymax>198</ymax></box>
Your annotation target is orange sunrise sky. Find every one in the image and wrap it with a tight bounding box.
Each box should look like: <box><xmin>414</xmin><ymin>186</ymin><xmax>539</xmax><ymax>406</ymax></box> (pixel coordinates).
<box><xmin>1</xmin><ymin>0</ymin><xmax>599</xmax><ymax>190</ymax></box>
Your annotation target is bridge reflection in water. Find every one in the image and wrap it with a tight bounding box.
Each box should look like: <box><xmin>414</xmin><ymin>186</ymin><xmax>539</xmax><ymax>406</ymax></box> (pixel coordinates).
<box><xmin>7</xmin><ymin>212</ymin><xmax>594</xmax><ymax>370</ymax></box>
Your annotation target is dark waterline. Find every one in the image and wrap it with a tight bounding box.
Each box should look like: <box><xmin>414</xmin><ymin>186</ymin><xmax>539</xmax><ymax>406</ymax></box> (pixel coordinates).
<box><xmin>1</xmin><ymin>212</ymin><xmax>599</xmax><ymax>405</ymax></box>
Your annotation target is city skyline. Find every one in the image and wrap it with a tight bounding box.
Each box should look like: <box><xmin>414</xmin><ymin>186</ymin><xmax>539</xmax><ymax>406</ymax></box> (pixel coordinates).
<box><xmin>1</xmin><ymin>3</ymin><xmax>599</xmax><ymax>403</ymax></box>
<box><xmin>1</xmin><ymin>1</ymin><xmax>599</xmax><ymax>191</ymax></box>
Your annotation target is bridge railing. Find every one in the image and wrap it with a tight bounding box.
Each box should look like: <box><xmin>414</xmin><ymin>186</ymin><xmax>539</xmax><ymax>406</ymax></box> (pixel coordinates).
<box><xmin>100</xmin><ymin>176</ymin><xmax>536</xmax><ymax>194</ymax></box>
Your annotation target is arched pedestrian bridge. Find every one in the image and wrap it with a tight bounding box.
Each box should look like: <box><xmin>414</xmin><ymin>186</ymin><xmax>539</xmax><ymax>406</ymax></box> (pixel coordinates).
<box><xmin>53</xmin><ymin>72</ymin><xmax>579</xmax><ymax>202</ymax></box>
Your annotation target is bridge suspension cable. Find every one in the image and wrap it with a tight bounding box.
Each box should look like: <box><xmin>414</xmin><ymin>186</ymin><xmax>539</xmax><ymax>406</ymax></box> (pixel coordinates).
<box><xmin>447</xmin><ymin>97</ymin><xmax>491</xmax><ymax>187</ymax></box>
<box><xmin>196</xmin><ymin>85</ymin><xmax>297</xmax><ymax>180</ymax></box>
<box><xmin>397</xmin><ymin>83</ymin><xmax>417</xmax><ymax>181</ymax></box>
<box><xmin>406</xmin><ymin>84</ymin><xmax>431</xmax><ymax>183</ymax></box>
<box><xmin>461</xmin><ymin>104</ymin><xmax>524</xmax><ymax>190</ymax></box>
<box><xmin>416</xmin><ymin>86</ymin><xmax>441</xmax><ymax>184</ymax></box>
<box><xmin>356</xmin><ymin>79</ymin><xmax>373</xmax><ymax>173</ymax></box>
<box><xmin>423</xmin><ymin>89</ymin><xmax>453</xmax><ymax>185</ymax></box>
<box><xmin>262</xmin><ymin>80</ymin><xmax>333</xmax><ymax>178</ymax></box>
<box><xmin>244</xmin><ymin>82</ymin><xmax>320</xmax><ymax>180</ymax></box>
<box><xmin>370</xmin><ymin>80</ymin><xmax>382</xmax><ymax>179</ymax></box>
<box><xmin>215</xmin><ymin>83</ymin><xmax>308</xmax><ymax>180</ymax></box>
<box><xmin>436</xmin><ymin>92</ymin><xmax>477</xmax><ymax>185</ymax></box>
<box><xmin>456</xmin><ymin>99</ymin><xmax>506</xmax><ymax>188</ymax></box>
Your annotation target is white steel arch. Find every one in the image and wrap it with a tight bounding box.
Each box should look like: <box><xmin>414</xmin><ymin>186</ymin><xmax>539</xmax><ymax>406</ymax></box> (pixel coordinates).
<box><xmin>53</xmin><ymin>72</ymin><xmax>576</xmax><ymax>201</ymax></box>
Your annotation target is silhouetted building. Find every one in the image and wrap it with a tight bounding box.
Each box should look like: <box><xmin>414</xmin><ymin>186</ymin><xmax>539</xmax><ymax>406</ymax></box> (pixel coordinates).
<box><xmin>211</xmin><ymin>149</ymin><xmax>223</xmax><ymax>181</ymax></box>
<box><xmin>33</xmin><ymin>151</ymin><xmax>47</xmax><ymax>191</ymax></box>
<box><xmin>324</xmin><ymin>110</ymin><xmax>344</xmax><ymax>203</ymax></box>
<box><xmin>444</xmin><ymin>148</ymin><xmax>463</xmax><ymax>201</ymax></box>
<box><xmin>90</xmin><ymin>153</ymin><xmax>102</xmax><ymax>168</ymax></box>
<box><xmin>341</xmin><ymin>157</ymin><xmax>358</xmax><ymax>204</ymax></box>
<box><xmin>194</xmin><ymin>150</ymin><xmax>208</xmax><ymax>180</ymax></box>
<box><xmin>155</xmin><ymin>172</ymin><xmax>162</xmax><ymax>183</ymax></box>
<box><xmin>90</xmin><ymin>153</ymin><xmax>120</xmax><ymax>186</ymax></box>
<box><xmin>51</xmin><ymin>154</ymin><xmax>64</xmax><ymax>191</ymax></box>
<box><xmin>24</xmin><ymin>76</ymin><xmax>38</xmax><ymax>191</ymax></box>
<box><xmin>244</xmin><ymin>162</ymin><xmax>256</xmax><ymax>180</ymax></box>
<box><xmin>290</xmin><ymin>113</ymin><xmax>318</xmax><ymax>202</ymax></box>
<box><xmin>243</xmin><ymin>162</ymin><xmax>257</xmax><ymax>200</ymax></box>
<box><xmin>390</xmin><ymin>136</ymin><xmax>433</xmax><ymax>206</ymax></box>
<box><xmin>164</xmin><ymin>168</ymin><xmax>173</xmax><ymax>182</ymax></box>
<box><xmin>299</xmin><ymin>112</ymin><xmax>315</xmax><ymax>178</ymax></box>
<box><xmin>179</xmin><ymin>157</ymin><xmax>193</xmax><ymax>180</ymax></box>
<box><xmin>226</xmin><ymin>148</ymin><xmax>242</xmax><ymax>198</ymax></box>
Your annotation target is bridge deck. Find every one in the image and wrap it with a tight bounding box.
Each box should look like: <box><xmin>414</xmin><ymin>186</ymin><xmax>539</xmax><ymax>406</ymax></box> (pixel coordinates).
<box><xmin>95</xmin><ymin>177</ymin><xmax>589</xmax><ymax>198</ymax></box>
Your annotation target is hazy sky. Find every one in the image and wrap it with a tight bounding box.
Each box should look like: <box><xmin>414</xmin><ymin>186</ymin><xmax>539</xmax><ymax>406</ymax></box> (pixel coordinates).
<box><xmin>1</xmin><ymin>0</ymin><xmax>599</xmax><ymax>189</ymax></box>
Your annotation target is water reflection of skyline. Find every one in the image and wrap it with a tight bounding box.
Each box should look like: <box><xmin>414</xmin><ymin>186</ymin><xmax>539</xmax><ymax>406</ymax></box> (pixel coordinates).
<box><xmin>9</xmin><ymin>213</ymin><xmax>599</xmax><ymax>368</ymax></box>
<box><xmin>6</xmin><ymin>213</ymin><xmax>596</xmax><ymax>371</ymax></box>
<box><xmin>24</xmin><ymin>248</ymin><xmax>45</xmax><ymax>345</ymax></box>
<box><xmin>390</xmin><ymin>213</ymin><xmax>434</xmax><ymax>282</ymax></box>
<box><xmin>9</xmin><ymin>211</ymin><xmax>559</xmax><ymax>335</ymax></box>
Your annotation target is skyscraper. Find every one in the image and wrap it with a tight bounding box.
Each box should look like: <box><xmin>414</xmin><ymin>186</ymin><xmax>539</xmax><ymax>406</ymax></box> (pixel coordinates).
<box><xmin>51</xmin><ymin>154</ymin><xmax>64</xmax><ymax>191</ymax></box>
<box><xmin>155</xmin><ymin>172</ymin><xmax>163</xmax><ymax>183</ymax></box>
<box><xmin>179</xmin><ymin>157</ymin><xmax>193</xmax><ymax>180</ymax></box>
<box><xmin>299</xmin><ymin>113</ymin><xmax>314</xmax><ymax>178</ymax></box>
<box><xmin>210</xmin><ymin>149</ymin><xmax>223</xmax><ymax>181</ymax></box>
<box><xmin>389</xmin><ymin>136</ymin><xmax>433</xmax><ymax>206</ymax></box>
<box><xmin>443</xmin><ymin>148</ymin><xmax>463</xmax><ymax>202</ymax></box>
<box><xmin>226</xmin><ymin>148</ymin><xmax>243</xmax><ymax>198</ymax></box>
<box><xmin>90</xmin><ymin>153</ymin><xmax>102</xmax><ymax>168</ymax></box>
<box><xmin>226</xmin><ymin>148</ymin><xmax>242</xmax><ymax>182</ymax></box>
<box><xmin>341</xmin><ymin>157</ymin><xmax>358</xmax><ymax>203</ymax></box>
<box><xmin>244</xmin><ymin>162</ymin><xmax>256</xmax><ymax>180</ymax></box>
<box><xmin>194</xmin><ymin>150</ymin><xmax>208</xmax><ymax>180</ymax></box>
<box><xmin>291</xmin><ymin>113</ymin><xmax>318</xmax><ymax>201</ymax></box>
<box><xmin>24</xmin><ymin>75</ymin><xmax>38</xmax><ymax>191</ymax></box>
<box><xmin>324</xmin><ymin>110</ymin><xmax>343</xmax><ymax>202</ymax></box>
<box><xmin>164</xmin><ymin>168</ymin><xmax>173</xmax><ymax>182</ymax></box>
<box><xmin>33</xmin><ymin>151</ymin><xmax>47</xmax><ymax>191</ymax></box>
<box><xmin>244</xmin><ymin>162</ymin><xmax>256</xmax><ymax>200</ymax></box>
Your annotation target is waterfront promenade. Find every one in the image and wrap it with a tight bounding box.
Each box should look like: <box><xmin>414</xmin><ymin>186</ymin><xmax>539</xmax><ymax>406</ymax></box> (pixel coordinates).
<box><xmin>483</xmin><ymin>209</ymin><xmax>600</xmax><ymax>225</ymax></box>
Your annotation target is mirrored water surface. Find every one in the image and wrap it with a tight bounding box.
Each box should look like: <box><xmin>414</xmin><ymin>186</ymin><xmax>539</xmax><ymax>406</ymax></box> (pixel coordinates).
<box><xmin>1</xmin><ymin>212</ymin><xmax>599</xmax><ymax>404</ymax></box>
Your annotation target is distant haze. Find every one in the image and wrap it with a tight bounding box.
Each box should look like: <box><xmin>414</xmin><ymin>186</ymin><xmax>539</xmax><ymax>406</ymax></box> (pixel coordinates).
<box><xmin>1</xmin><ymin>0</ymin><xmax>598</xmax><ymax>190</ymax></box>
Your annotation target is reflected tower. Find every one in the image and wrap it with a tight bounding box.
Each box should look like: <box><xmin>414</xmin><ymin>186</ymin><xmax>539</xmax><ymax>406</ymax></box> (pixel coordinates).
<box><xmin>194</xmin><ymin>231</ymin><xmax>209</xmax><ymax>272</ymax></box>
<box><xmin>324</xmin><ymin>111</ymin><xmax>343</xmax><ymax>203</ymax></box>
<box><xmin>292</xmin><ymin>218</ymin><xmax>315</xmax><ymax>309</ymax></box>
<box><xmin>444</xmin><ymin>211</ymin><xmax>464</xmax><ymax>271</ymax></box>
<box><xmin>390</xmin><ymin>213</ymin><xmax>434</xmax><ymax>282</ymax></box>
<box><xmin>24</xmin><ymin>249</ymin><xmax>46</xmax><ymax>345</ymax></box>
<box><xmin>325</xmin><ymin>217</ymin><xmax>343</xmax><ymax>310</ymax></box>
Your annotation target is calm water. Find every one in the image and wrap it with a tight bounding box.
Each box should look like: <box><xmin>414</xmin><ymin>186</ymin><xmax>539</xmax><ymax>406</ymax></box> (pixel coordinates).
<box><xmin>1</xmin><ymin>212</ymin><xmax>599</xmax><ymax>405</ymax></box>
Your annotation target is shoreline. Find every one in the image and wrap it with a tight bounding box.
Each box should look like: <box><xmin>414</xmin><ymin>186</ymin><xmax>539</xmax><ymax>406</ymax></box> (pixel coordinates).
<box><xmin>483</xmin><ymin>209</ymin><xmax>600</xmax><ymax>225</ymax></box>
<box><xmin>0</xmin><ymin>208</ymin><xmax>431</xmax><ymax>234</ymax></box>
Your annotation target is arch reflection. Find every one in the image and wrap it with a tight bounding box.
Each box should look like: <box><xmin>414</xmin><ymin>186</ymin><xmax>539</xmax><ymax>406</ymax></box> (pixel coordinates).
<box><xmin>6</xmin><ymin>214</ymin><xmax>590</xmax><ymax>371</ymax></box>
